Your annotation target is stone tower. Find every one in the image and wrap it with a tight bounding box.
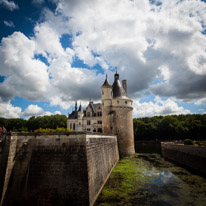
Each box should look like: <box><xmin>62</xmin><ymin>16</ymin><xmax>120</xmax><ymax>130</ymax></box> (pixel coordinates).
<box><xmin>101</xmin><ymin>71</ymin><xmax>135</xmax><ymax>157</ymax></box>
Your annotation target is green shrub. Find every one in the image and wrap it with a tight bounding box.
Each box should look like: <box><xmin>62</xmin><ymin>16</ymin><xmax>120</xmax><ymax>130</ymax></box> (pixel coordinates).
<box><xmin>184</xmin><ymin>139</ymin><xmax>194</xmax><ymax>145</ymax></box>
<box><xmin>34</xmin><ymin>128</ymin><xmax>71</xmax><ymax>133</ymax></box>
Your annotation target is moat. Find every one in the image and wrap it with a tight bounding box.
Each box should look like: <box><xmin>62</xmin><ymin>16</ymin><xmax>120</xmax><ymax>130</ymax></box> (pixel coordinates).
<box><xmin>95</xmin><ymin>153</ymin><xmax>206</xmax><ymax>206</ymax></box>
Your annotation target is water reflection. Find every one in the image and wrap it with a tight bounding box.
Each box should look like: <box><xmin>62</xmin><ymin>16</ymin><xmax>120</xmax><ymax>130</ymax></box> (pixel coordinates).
<box><xmin>95</xmin><ymin>153</ymin><xmax>206</xmax><ymax>206</ymax></box>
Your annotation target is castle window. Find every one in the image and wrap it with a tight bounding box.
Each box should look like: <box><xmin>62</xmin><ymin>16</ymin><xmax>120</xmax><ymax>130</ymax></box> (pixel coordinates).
<box><xmin>87</xmin><ymin>120</ymin><xmax>91</xmax><ymax>125</ymax></box>
<box><xmin>87</xmin><ymin>112</ymin><xmax>90</xmax><ymax>117</ymax></box>
<box><xmin>102</xmin><ymin>91</ymin><xmax>104</xmax><ymax>95</ymax></box>
<box><xmin>117</xmin><ymin>100</ymin><xmax>119</xmax><ymax>104</ymax></box>
<box><xmin>98</xmin><ymin>128</ymin><xmax>102</xmax><ymax>133</ymax></box>
<box><xmin>79</xmin><ymin>122</ymin><xmax>81</xmax><ymax>125</ymax></box>
<box><xmin>70</xmin><ymin>123</ymin><xmax>72</xmax><ymax>129</ymax></box>
<box><xmin>87</xmin><ymin>128</ymin><xmax>91</xmax><ymax>131</ymax></box>
<box><xmin>125</xmin><ymin>101</ymin><xmax>127</xmax><ymax>104</ymax></box>
<box><xmin>98</xmin><ymin>121</ymin><xmax>102</xmax><ymax>124</ymax></box>
<box><xmin>73</xmin><ymin>123</ymin><xmax>75</xmax><ymax>131</ymax></box>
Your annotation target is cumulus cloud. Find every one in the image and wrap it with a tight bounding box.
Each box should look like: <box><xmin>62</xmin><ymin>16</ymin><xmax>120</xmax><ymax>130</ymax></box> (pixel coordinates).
<box><xmin>0</xmin><ymin>0</ymin><xmax>19</xmax><ymax>11</ymax></box>
<box><xmin>23</xmin><ymin>104</ymin><xmax>44</xmax><ymax>117</ymax></box>
<box><xmin>133</xmin><ymin>96</ymin><xmax>190</xmax><ymax>117</ymax></box>
<box><xmin>53</xmin><ymin>0</ymin><xmax>206</xmax><ymax>102</ymax></box>
<box><xmin>0</xmin><ymin>32</ymin><xmax>50</xmax><ymax>101</ymax></box>
<box><xmin>0</xmin><ymin>100</ymin><xmax>22</xmax><ymax>118</ymax></box>
<box><xmin>195</xmin><ymin>98</ymin><xmax>206</xmax><ymax>105</ymax></box>
<box><xmin>54</xmin><ymin>111</ymin><xmax>61</xmax><ymax>115</ymax></box>
<box><xmin>0</xmin><ymin>0</ymin><xmax>206</xmax><ymax>115</ymax></box>
<box><xmin>4</xmin><ymin>20</ymin><xmax>15</xmax><ymax>27</ymax></box>
<box><xmin>23</xmin><ymin>104</ymin><xmax>53</xmax><ymax>117</ymax></box>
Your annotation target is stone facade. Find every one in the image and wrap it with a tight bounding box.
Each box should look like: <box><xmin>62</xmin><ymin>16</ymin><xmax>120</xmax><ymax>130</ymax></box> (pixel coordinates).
<box><xmin>67</xmin><ymin>71</ymin><xmax>135</xmax><ymax>157</ymax></box>
<box><xmin>67</xmin><ymin>101</ymin><xmax>102</xmax><ymax>133</ymax></box>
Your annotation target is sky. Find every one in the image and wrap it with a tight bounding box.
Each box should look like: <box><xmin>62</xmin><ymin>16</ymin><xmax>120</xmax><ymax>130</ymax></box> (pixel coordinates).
<box><xmin>0</xmin><ymin>0</ymin><xmax>206</xmax><ymax>119</ymax></box>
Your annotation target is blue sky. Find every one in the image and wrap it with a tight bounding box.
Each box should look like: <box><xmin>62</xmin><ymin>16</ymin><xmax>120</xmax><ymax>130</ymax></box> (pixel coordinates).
<box><xmin>0</xmin><ymin>0</ymin><xmax>206</xmax><ymax>119</ymax></box>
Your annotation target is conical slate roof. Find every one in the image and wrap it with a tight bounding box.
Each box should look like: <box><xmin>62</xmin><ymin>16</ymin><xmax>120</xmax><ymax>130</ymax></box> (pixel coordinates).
<box><xmin>78</xmin><ymin>103</ymin><xmax>83</xmax><ymax>111</ymax></box>
<box><xmin>112</xmin><ymin>72</ymin><xmax>129</xmax><ymax>99</ymax></box>
<box><xmin>102</xmin><ymin>74</ymin><xmax>112</xmax><ymax>87</ymax></box>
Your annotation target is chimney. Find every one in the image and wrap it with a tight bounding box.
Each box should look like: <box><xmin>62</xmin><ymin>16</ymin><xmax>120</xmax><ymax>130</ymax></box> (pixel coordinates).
<box><xmin>122</xmin><ymin>80</ymin><xmax>127</xmax><ymax>94</ymax></box>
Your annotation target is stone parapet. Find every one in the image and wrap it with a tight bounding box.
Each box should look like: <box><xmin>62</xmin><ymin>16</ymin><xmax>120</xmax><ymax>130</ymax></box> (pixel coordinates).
<box><xmin>161</xmin><ymin>142</ymin><xmax>206</xmax><ymax>176</ymax></box>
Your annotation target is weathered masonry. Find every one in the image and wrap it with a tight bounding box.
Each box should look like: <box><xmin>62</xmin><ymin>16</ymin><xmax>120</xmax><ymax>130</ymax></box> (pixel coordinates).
<box><xmin>161</xmin><ymin>142</ymin><xmax>206</xmax><ymax>176</ymax></box>
<box><xmin>0</xmin><ymin>132</ymin><xmax>119</xmax><ymax>206</ymax></box>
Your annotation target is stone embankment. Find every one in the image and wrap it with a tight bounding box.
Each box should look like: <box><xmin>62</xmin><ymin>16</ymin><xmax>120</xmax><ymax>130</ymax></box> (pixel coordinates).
<box><xmin>161</xmin><ymin>142</ymin><xmax>206</xmax><ymax>176</ymax></box>
<box><xmin>0</xmin><ymin>132</ymin><xmax>119</xmax><ymax>206</ymax></box>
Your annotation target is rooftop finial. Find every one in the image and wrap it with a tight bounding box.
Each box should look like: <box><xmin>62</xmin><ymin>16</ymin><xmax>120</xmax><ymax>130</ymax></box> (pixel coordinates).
<box><xmin>106</xmin><ymin>73</ymin><xmax>108</xmax><ymax>79</ymax></box>
<box><xmin>78</xmin><ymin>102</ymin><xmax>82</xmax><ymax>111</ymax></box>
<box><xmin>115</xmin><ymin>67</ymin><xmax>118</xmax><ymax>74</ymax></box>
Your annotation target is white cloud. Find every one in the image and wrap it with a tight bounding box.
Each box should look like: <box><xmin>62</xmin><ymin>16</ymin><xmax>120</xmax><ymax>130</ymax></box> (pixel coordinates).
<box><xmin>54</xmin><ymin>111</ymin><xmax>61</xmax><ymax>115</ymax></box>
<box><xmin>0</xmin><ymin>0</ymin><xmax>19</xmax><ymax>11</ymax></box>
<box><xmin>0</xmin><ymin>32</ymin><xmax>50</xmax><ymax>101</ymax></box>
<box><xmin>133</xmin><ymin>96</ymin><xmax>190</xmax><ymax>117</ymax></box>
<box><xmin>4</xmin><ymin>20</ymin><xmax>15</xmax><ymax>28</ymax></box>
<box><xmin>0</xmin><ymin>100</ymin><xmax>22</xmax><ymax>118</ymax></box>
<box><xmin>33</xmin><ymin>21</ymin><xmax>65</xmax><ymax>61</ymax></box>
<box><xmin>53</xmin><ymin>0</ymin><xmax>206</xmax><ymax>102</ymax></box>
<box><xmin>23</xmin><ymin>105</ymin><xmax>44</xmax><ymax>117</ymax></box>
<box><xmin>1</xmin><ymin>0</ymin><xmax>206</xmax><ymax>114</ymax></box>
<box><xmin>23</xmin><ymin>104</ymin><xmax>53</xmax><ymax>117</ymax></box>
<box><xmin>195</xmin><ymin>98</ymin><xmax>206</xmax><ymax>105</ymax></box>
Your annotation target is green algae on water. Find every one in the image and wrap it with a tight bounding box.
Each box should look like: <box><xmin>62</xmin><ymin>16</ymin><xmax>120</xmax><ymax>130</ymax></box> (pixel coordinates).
<box><xmin>95</xmin><ymin>153</ymin><xmax>206</xmax><ymax>206</ymax></box>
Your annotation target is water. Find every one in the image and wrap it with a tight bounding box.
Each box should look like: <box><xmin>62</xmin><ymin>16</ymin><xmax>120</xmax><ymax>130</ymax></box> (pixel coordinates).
<box><xmin>95</xmin><ymin>153</ymin><xmax>206</xmax><ymax>206</ymax></box>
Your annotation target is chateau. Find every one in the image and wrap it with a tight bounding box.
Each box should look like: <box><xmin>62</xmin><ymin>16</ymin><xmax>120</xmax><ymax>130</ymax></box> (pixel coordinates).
<box><xmin>67</xmin><ymin>101</ymin><xmax>102</xmax><ymax>133</ymax></box>
<box><xmin>67</xmin><ymin>71</ymin><xmax>135</xmax><ymax>157</ymax></box>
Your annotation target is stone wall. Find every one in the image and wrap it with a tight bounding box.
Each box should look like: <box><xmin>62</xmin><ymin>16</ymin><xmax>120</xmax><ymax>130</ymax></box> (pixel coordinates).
<box><xmin>114</xmin><ymin>107</ymin><xmax>135</xmax><ymax>157</ymax></box>
<box><xmin>86</xmin><ymin>135</ymin><xmax>119</xmax><ymax>206</ymax></box>
<box><xmin>0</xmin><ymin>135</ymin><xmax>11</xmax><ymax>203</ymax></box>
<box><xmin>161</xmin><ymin>142</ymin><xmax>206</xmax><ymax>175</ymax></box>
<box><xmin>1</xmin><ymin>132</ymin><xmax>119</xmax><ymax>206</ymax></box>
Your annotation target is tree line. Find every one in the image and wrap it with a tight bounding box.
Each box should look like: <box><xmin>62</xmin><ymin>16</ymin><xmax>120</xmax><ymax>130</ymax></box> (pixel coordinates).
<box><xmin>0</xmin><ymin>114</ymin><xmax>67</xmax><ymax>132</ymax></box>
<box><xmin>133</xmin><ymin>114</ymin><xmax>206</xmax><ymax>141</ymax></box>
<box><xmin>0</xmin><ymin>114</ymin><xmax>206</xmax><ymax>140</ymax></box>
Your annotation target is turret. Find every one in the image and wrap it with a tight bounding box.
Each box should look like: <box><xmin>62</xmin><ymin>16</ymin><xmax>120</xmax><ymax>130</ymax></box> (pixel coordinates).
<box><xmin>101</xmin><ymin>74</ymin><xmax>112</xmax><ymax>102</ymax></box>
<box><xmin>101</xmin><ymin>74</ymin><xmax>113</xmax><ymax>134</ymax></box>
<box><xmin>77</xmin><ymin>102</ymin><xmax>83</xmax><ymax>131</ymax></box>
<box><xmin>101</xmin><ymin>70</ymin><xmax>135</xmax><ymax>157</ymax></box>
